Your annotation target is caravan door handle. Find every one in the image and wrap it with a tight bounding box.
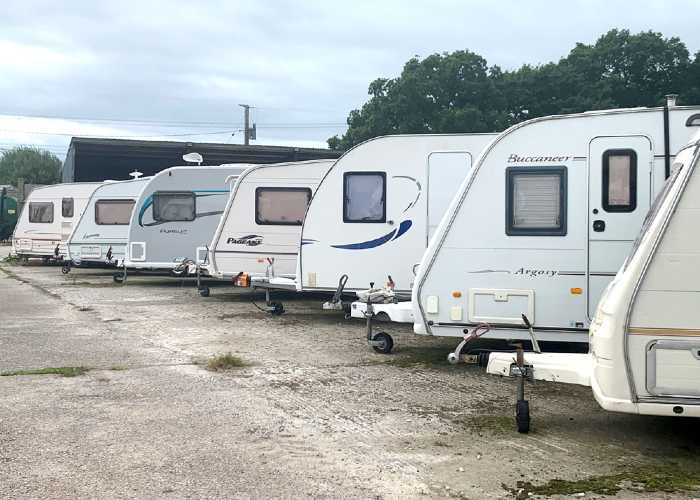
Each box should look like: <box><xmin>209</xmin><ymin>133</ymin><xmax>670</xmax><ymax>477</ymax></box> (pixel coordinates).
<box><xmin>593</xmin><ymin>220</ymin><xmax>606</xmax><ymax>232</ymax></box>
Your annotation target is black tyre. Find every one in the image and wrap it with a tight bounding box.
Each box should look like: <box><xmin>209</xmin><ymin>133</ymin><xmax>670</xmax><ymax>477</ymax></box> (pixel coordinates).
<box><xmin>61</xmin><ymin>264</ymin><xmax>71</xmax><ymax>274</ymax></box>
<box><xmin>516</xmin><ymin>399</ymin><xmax>530</xmax><ymax>434</ymax></box>
<box><xmin>199</xmin><ymin>286</ymin><xmax>210</xmax><ymax>297</ymax></box>
<box><xmin>113</xmin><ymin>273</ymin><xmax>125</xmax><ymax>284</ymax></box>
<box><xmin>371</xmin><ymin>332</ymin><xmax>394</xmax><ymax>354</ymax></box>
<box><xmin>270</xmin><ymin>302</ymin><xmax>284</xmax><ymax>316</ymax></box>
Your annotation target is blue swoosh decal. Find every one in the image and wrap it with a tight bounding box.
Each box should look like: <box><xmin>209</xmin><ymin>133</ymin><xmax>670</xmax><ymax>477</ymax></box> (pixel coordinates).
<box><xmin>138</xmin><ymin>195</ymin><xmax>154</xmax><ymax>227</ymax></box>
<box><xmin>331</xmin><ymin>220</ymin><xmax>412</xmax><ymax>250</ymax></box>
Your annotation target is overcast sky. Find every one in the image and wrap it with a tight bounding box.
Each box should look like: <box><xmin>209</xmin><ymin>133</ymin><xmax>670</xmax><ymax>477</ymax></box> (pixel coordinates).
<box><xmin>2</xmin><ymin>0</ymin><xmax>700</xmax><ymax>157</ymax></box>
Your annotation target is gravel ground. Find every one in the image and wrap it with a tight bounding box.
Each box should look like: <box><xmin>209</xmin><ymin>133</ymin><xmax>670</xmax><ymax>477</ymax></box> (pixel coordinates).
<box><xmin>0</xmin><ymin>246</ymin><xmax>699</xmax><ymax>499</ymax></box>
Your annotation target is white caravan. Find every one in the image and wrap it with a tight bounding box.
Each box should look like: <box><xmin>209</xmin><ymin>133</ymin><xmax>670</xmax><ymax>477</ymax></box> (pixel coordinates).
<box><xmin>12</xmin><ymin>182</ymin><xmax>101</xmax><ymax>261</ymax></box>
<box><xmin>295</xmin><ymin>134</ymin><xmax>497</xmax><ymax>302</ymax></box>
<box><xmin>65</xmin><ymin>177</ymin><xmax>151</xmax><ymax>271</ymax></box>
<box><xmin>412</xmin><ymin>100</ymin><xmax>700</xmax><ymax>347</ymax></box>
<box><xmin>123</xmin><ymin>165</ymin><xmax>248</xmax><ymax>277</ymax></box>
<box><xmin>486</xmin><ymin>128</ymin><xmax>700</xmax><ymax>420</ymax></box>
<box><xmin>203</xmin><ymin>159</ymin><xmax>336</xmax><ymax>296</ymax></box>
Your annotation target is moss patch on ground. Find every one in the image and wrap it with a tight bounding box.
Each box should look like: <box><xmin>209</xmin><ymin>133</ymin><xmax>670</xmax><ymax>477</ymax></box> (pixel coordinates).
<box><xmin>1</xmin><ymin>366</ymin><xmax>89</xmax><ymax>377</ymax></box>
<box><xmin>505</xmin><ymin>464</ymin><xmax>700</xmax><ymax>498</ymax></box>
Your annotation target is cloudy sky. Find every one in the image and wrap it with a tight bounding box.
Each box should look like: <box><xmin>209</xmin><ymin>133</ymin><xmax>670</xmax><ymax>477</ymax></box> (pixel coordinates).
<box><xmin>2</xmin><ymin>0</ymin><xmax>699</xmax><ymax>157</ymax></box>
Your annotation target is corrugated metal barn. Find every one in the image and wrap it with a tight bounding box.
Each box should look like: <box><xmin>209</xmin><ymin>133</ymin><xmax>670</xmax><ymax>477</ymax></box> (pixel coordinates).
<box><xmin>62</xmin><ymin>137</ymin><xmax>341</xmax><ymax>182</ymax></box>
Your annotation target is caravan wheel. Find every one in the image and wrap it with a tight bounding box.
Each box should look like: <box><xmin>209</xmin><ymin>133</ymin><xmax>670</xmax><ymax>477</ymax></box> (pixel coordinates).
<box><xmin>371</xmin><ymin>332</ymin><xmax>394</xmax><ymax>354</ymax></box>
<box><xmin>61</xmin><ymin>263</ymin><xmax>71</xmax><ymax>274</ymax></box>
<box><xmin>269</xmin><ymin>301</ymin><xmax>284</xmax><ymax>316</ymax></box>
<box><xmin>113</xmin><ymin>273</ymin><xmax>125</xmax><ymax>284</ymax></box>
<box><xmin>199</xmin><ymin>286</ymin><xmax>210</xmax><ymax>297</ymax></box>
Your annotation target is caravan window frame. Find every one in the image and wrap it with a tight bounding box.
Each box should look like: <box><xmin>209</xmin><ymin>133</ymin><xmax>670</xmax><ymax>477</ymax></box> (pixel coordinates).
<box><xmin>152</xmin><ymin>191</ymin><xmax>197</xmax><ymax>222</ymax></box>
<box><xmin>95</xmin><ymin>199</ymin><xmax>136</xmax><ymax>226</ymax></box>
<box><xmin>254</xmin><ymin>187</ymin><xmax>312</xmax><ymax>226</ymax></box>
<box><xmin>505</xmin><ymin>166</ymin><xmax>567</xmax><ymax>236</ymax></box>
<box><xmin>28</xmin><ymin>201</ymin><xmax>54</xmax><ymax>223</ymax></box>
<box><xmin>602</xmin><ymin>149</ymin><xmax>637</xmax><ymax>213</ymax></box>
<box><xmin>62</xmin><ymin>197</ymin><xmax>74</xmax><ymax>218</ymax></box>
<box><xmin>343</xmin><ymin>171</ymin><xmax>387</xmax><ymax>223</ymax></box>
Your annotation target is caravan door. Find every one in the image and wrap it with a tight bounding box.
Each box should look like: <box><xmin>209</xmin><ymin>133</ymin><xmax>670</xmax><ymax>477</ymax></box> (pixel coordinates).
<box><xmin>587</xmin><ymin>136</ymin><xmax>653</xmax><ymax>317</ymax></box>
<box><xmin>427</xmin><ymin>151</ymin><xmax>472</xmax><ymax>242</ymax></box>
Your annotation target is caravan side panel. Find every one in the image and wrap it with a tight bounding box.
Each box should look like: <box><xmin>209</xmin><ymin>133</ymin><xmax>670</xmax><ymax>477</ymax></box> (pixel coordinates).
<box><xmin>298</xmin><ymin>134</ymin><xmax>496</xmax><ymax>295</ymax></box>
<box><xmin>12</xmin><ymin>183</ymin><xmax>101</xmax><ymax>258</ymax></box>
<box><xmin>209</xmin><ymin>160</ymin><xmax>334</xmax><ymax>279</ymax></box>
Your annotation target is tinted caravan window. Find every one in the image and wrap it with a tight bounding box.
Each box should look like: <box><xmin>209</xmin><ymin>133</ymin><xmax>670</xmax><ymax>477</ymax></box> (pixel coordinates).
<box><xmin>255</xmin><ymin>187</ymin><xmax>312</xmax><ymax>225</ymax></box>
<box><xmin>343</xmin><ymin>172</ymin><xmax>386</xmax><ymax>223</ymax></box>
<box><xmin>62</xmin><ymin>197</ymin><xmax>74</xmax><ymax>218</ymax></box>
<box><xmin>153</xmin><ymin>192</ymin><xmax>196</xmax><ymax>222</ymax></box>
<box><xmin>28</xmin><ymin>202</ymin><xmax>54</xmax><ymax>223</ymax></box>
<box><xmin>506</xmin><ymin>166</ymin><xmax>567</xmax><ymax>236</ymax></box>
<box><xmin>603</xmin><ymin>149</ymin><xmax>637</xmax><ymax>212</ymax></box>
<box><xmin>95</xmin><ymin>199</ymin><xmax>135</xmax><ymax>225</ymax></box>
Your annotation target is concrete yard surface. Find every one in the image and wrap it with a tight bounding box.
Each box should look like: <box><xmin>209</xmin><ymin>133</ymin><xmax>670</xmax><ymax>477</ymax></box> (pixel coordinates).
<box><xmin>0</xmin><ymin>254</ymin><xmax>699</xmax><ymax>499</ymax></box>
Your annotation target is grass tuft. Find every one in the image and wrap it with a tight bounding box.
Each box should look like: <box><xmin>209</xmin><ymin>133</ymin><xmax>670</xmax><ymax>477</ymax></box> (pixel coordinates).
<box><xmin>205</xmin><ymin>353</ymin><xmax>248</xmax><ymax>372</ymax></box>
<box><xmin>1</xmin><ymin>366</ymin><xmax>89</xmax><ymax>377</ymax></box>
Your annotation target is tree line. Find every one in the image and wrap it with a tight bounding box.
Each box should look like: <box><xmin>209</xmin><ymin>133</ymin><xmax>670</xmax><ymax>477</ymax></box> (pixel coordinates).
<box><xmin>328</xmin><ymin>29</ymin><xmax>700</xmax><ymax>150</ymax></box>
<box><xmin>0</xmin><ymin>147</ymin><xmax>62</xmax><ymax>186</ymax></box>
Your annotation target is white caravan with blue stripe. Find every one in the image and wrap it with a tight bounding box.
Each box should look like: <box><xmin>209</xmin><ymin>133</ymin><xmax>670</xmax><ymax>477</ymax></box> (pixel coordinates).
<box><xmin>124</xmin><ymin>165</ymin><xmax>249</xmax><ymax>272</ymax></box>
<box><xmin>66</xmin><ymin>176</ymin><xmax>151</xmax><ymax>268</ymax></box>
<box><xmin>297</xmin><ymin>134</ymin><xmax>497</xmax><ymax>296</ymax></box>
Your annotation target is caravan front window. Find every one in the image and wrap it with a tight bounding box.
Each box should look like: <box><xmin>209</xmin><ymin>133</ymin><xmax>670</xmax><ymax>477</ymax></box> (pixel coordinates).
<box><xmin>95</xmin><ymin>199</ymin><xmax>135</xmax><ymax>225</ymax></box>
<box><xmin>255</xmin><ymin>187</ymin><xmax>312</xmax><ymax>225</ymax></box>
<box><xmin>506</xmin><ymin>166</ymin><xmax>567</xmax><ymax>236</ymax></box>
<box><xmin>62</xmin><ymin>198</ymin><xmax>74</xmax><ymax>218</ymax></box>
<box><xmin>343</xmin><ymin>172</ymin><xmax>386</xmax><ymax>223</ymax></box>
<box><xmin>28</xmin><ymin>202</ymin><xmax>54</xmax><ymax>223</ymax></box>
<box><xmin>603</xmin><ymin>149</ymin><xmax>637</xmax><ymax>212</ymax></box>
<box><xmin>153</xmin><ymin>192</ymin><xmax>196</xmax><ymax>222</ymax></box>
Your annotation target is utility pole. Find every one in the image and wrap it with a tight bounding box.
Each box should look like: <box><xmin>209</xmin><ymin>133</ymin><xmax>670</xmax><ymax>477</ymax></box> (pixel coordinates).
<box><xmin>239</xmin><ymin>104</ymin><xmax>255</xmax><ymax>145</ymax></box>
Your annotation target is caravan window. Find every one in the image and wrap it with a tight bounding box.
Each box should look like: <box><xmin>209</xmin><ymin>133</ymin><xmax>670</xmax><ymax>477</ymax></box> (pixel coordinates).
<box><xmin>95</xmin><ymin>199</ymin><xmax>135</xmax><ymax>225</ymax></box>
<box><xmin>28</xmin><ymin>202</ymin><xmax>54</xmax><ymax>223</ymax></box>
<box><xmin>153</xmin><ymin>192</ymin><xmax>196</xmax><ymax>222</ymax></box>
<box><xmin>602</xmin><ymin>150</ymin><xmax>637</xmax><ymax>212</ymax></box>
<box><xmin>255</xmin><ymin>187</ymin><xmax>312</xmax><ymax>225</ymax></box>
<box><xmin>343</xmin><ymin>172</ymin><xmax>386</xmax><ymax>223</ymax></box>
<box><xmin>62</xmin><ymin>197</ymin><xmax>74</xmax><ymax>218</ymax></box>
<box><xmin>506</xmin><ymin>167</ymin><xmax>567</xmax><ymax>236</ymax></box>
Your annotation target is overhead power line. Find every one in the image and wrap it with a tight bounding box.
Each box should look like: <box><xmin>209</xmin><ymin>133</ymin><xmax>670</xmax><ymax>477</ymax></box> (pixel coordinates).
<box><xmin>0</xmin><ymin>111</ymin><xmax>346</xmax><ymax>129</ymax></box>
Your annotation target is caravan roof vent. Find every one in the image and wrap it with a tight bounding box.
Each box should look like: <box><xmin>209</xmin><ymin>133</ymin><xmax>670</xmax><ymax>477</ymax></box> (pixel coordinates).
<box><xmin>129</xmin><ymin>170</ymin><xmax>143</xmax><ymax>179</ymax></box>
<box><xmin>182</xmin><ymin>152</ymin><xmax>203</xmax><ymax>165</ymax></box>
<box><xmin>666</xmin><ymin>94</ymin><xmax>678</xmax><ymax>108</ymax></box>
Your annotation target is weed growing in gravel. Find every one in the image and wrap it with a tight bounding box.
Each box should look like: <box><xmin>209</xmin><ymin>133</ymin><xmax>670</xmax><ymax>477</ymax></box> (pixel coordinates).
<box><xmin>205</xmin><ymin>353</ymin><xmax>248</xmax><ymax>372</ymax></box>
<box><xmin>1</xmin><ymin>366</ymin><xmax>89</xmax><ymax>377</ymax></box>
<box><xmin>1</xmin><ymin>255</ymin><xmax>20</xmax><ymax>265</ymax></box>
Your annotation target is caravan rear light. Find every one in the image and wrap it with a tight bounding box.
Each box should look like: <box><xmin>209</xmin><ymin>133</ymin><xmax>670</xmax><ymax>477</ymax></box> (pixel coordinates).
<box><xmin>570</xmin><ymin>287</ymin><xmax>583</xmax><ymax>295</ymax></box>
<box><xmin>452</xmin><ymin>291</ymin><xmax>462</xmax><ymax>298</ymax></box>
<box><xmin>233</xmin><ymin>273</ymin><xmax>250</xmax><ymax>287</ymax></box>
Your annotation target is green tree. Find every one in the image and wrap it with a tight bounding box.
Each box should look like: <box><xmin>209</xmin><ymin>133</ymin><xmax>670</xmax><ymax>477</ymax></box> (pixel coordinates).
<box><xmin>330</xmin><ymin>29</ymin><xmax>698</xmax><ymax>150</ymax></box>
<box><xmin>0</xmin><ymin>146</ymin><xmax>62</xmax><ymax>185</ymax></box>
